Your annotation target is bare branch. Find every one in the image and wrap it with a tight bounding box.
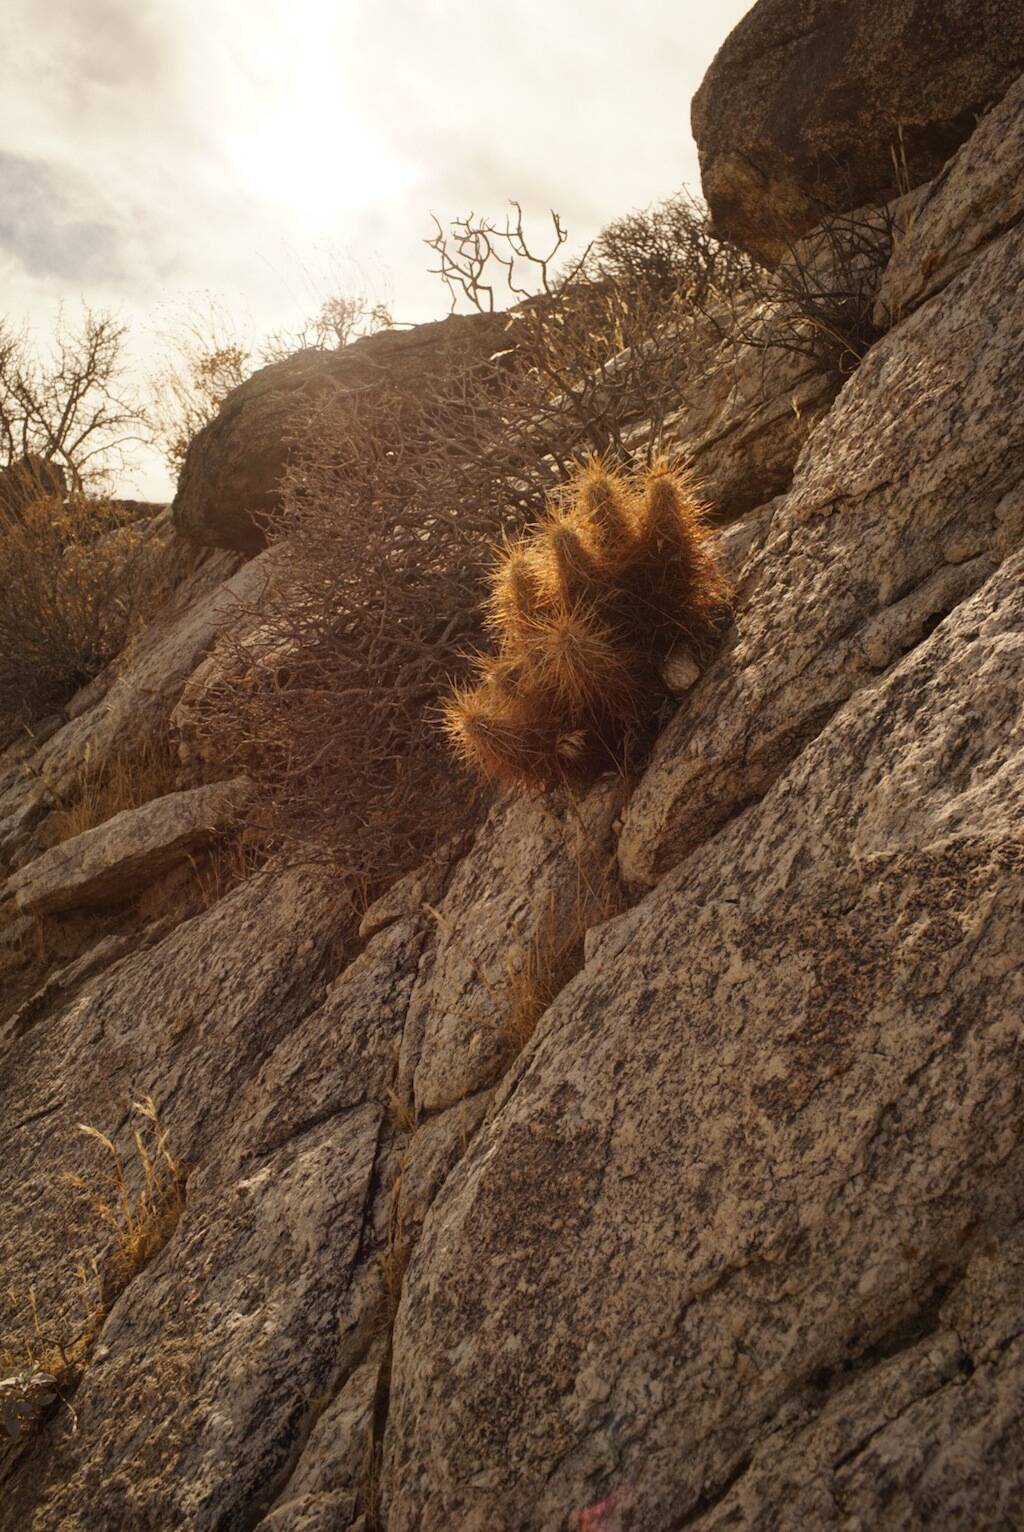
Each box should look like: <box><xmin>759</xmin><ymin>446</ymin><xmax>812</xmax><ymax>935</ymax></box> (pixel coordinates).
<box><xmin>0</xmin><ymin>307</ymin><xmax>145</xmax><ymax>491</ymax></box>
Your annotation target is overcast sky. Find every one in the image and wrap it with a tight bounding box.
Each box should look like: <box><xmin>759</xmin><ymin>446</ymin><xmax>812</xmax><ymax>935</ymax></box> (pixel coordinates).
<box><xmin>1</xmin><ymin>0</ymin><xmax>750</xmax><ymax>498</ymax></box>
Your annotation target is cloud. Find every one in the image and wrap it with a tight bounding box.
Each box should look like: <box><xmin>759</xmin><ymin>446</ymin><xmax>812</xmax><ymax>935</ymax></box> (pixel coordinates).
<box><xmin>0</xmin><ymin>152</ymin><xmax>136</xmax><ymax>284</ymax></box>
<box><xmin>0</xmin><ymin>0</ymin><xmax>752</xmax><ymax>497</ymax></box>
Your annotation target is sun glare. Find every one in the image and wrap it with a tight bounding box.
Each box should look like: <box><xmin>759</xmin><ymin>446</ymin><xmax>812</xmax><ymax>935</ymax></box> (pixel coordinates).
<box><xmin>219</xmin><ymin>1</ymin><xmax>417</xmax><ymax>225</ymax></box>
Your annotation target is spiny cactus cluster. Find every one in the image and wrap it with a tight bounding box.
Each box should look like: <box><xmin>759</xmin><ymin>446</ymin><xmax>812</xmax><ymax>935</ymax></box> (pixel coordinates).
<box><xmin>444</xmin><ymin>461</ymin><xmax>730</xmax><ymax>789</ymax></box>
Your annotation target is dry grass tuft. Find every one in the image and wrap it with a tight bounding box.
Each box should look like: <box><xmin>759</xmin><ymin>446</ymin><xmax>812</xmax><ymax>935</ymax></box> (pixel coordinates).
<box><xmin>1</xmin><ymin>1097</ymin><xmax>186</xmax><ymax>1449</ymax></box>
<box><xmin>444</xmin><ymin>460</ymin><xmax>731</xmax><ymax>790</ymax></box>
<box><xmin>46</xmin><ymin>738</ymin><xmax>180</xmax><ymax>845</ymax></box>
<box><xmin>384</xmin><ymin>1088</ymin><xmax>419</xmax><ymax>1139</ymax></box>
<box><xmin>504</xmin><ymin>915</ymin><xmax>583</xmax><ymax>1055</ymax></box>
<box><xmin>65</xmin><ymin>1096</ymin><xmax>187</xmax><ymax>1305</ymax></box>
<box><xmin>503</xmin><ymin>838</ymin><xmax>624</xmax><ymax>1057</ymax></box>
<box><xmin>184</xmin><ymin>829</ymin><xmax>270</xmax><ymax>914</ymax></box>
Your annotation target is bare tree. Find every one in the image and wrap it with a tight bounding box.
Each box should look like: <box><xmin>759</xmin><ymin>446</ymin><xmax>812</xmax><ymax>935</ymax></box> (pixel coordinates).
<box><xmin>0</xmin><ymin>307</ymin><xmax>145</xmax><ymax>493</ymax></box>
<box><xmin>261</xmin><ymin>294</ymin><xmax>392</xmax><ymax>363</ymax></box>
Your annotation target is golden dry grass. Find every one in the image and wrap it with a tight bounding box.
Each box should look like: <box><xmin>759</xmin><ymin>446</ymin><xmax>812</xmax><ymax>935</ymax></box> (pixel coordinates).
<box><xmin>46</xmin><ymin>738</ymin><xmax>180</xmax><ymax>845</ymax></box>
<box><xmin>503</xmin><ymin>905</ymin><xmax>589</xmax><ymax>1055</ymax></box>
<box><xmin>1</xmin><ymin>1098</ymin><xmax>186</xmax><ymax>1446</ymax></box>
<box><xmin>185</xmin><ymin>830</ymin><xmax>270</xmax><ymax>913</ymax></box>
<box><xmin>65</xmin><ymin>1096</ymin><xmax>187</xmax><ymax>1301</ymax></box>
<box><xmin>503</xmin><ymin>844</ymin><xmax>623</xmax><ymax>1058</ymax></box>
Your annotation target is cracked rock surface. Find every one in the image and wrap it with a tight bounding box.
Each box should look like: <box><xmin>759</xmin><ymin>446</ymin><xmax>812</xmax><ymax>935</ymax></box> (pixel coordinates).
<box><xmin>383</xmin><ymin>545</ymin><xmax>1024</xmax><ymax>1532</ymax></box>
<box><xmin>619</xmin><ymin>205</ymin><xmax>1024</xmax><ymax>885</ymax></box>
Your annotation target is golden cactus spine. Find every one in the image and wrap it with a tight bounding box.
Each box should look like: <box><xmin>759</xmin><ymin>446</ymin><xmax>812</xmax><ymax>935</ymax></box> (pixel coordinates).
<box><xmin>444</xmin><ymin>460</ymin><xmax>730</xmax><ymax>790</ymax></box>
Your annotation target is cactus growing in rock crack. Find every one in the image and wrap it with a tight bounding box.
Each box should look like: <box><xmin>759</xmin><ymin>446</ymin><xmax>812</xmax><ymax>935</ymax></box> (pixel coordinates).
<box><xmin>444</xmin><ymin>460</ymin><xmax>731</xmax><ymax>789</ymax></box>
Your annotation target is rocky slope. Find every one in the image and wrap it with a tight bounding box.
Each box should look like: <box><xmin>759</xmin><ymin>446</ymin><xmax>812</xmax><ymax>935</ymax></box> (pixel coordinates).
<box><xmin>2</xmin><ymin>6</ymin><xmax>1023</xmax><ymax>1529</ymax></box>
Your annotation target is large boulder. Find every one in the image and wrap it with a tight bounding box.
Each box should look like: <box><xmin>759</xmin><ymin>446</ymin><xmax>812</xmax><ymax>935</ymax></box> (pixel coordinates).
<box><xmin>692</xmin><ymin>0</ymin><xmax>1024</xmax><ymax>264</ymax></box>
<box><xmin>172</xmin><ymin>314</ymin><xmax>509</xmax><ymax>553</ymax></box>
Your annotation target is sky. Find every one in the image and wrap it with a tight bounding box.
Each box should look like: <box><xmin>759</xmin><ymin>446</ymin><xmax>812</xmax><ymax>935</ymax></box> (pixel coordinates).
<box><xmin>0</xmin><ymin>0</ymin><xmax>751</xmax><ymax>498</ymax></box>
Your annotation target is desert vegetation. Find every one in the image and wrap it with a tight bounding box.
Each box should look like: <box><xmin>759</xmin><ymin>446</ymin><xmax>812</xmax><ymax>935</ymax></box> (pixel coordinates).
<box><xmin>445</xmin><ymin>460</ymin><xmax>730</xmax><ymax>788</ymax></box>
<box><xmin>192</xmin><ymin>194</ymin><xmax>745</xmax><ymax>893</ymax></box>
<box><xmin>0</xmin><ymin>307</ymin><xmax>176</xmax><ymax>744</ymax></box>
<box><xmin>1</xmin><ymin>1099</ymin><xmax>185</xmax><ymax>1450</ymax></box>
<box><xmin>0</xmin><ymin>187</ymin><xmax>888</xmax><ymax>888</ymax></box>
<box><xmin>0</xmin><ymin>493</ymin><xmax>172</xmax><ymax>743</ymax></box>
<box><xmin>44</xmin><ymin>737</ymin><xmax>181</xmax><ymax>844</ymax></box>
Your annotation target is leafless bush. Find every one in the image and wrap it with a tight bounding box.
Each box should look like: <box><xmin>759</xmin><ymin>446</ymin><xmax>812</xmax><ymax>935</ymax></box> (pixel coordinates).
<box><xmin>586</xmin><ymin>190</ymin><xmax>754</xmax><ymax>303</ymax></box>
<box><xmin>0</xmin><ymin>494</ymin><xmax>171</xmax><ymax>741</ymax></box>
<box><xmin>702</xmin><ymin>204</ymin><xmax>898</xmax><ymax>383</ymax></box>
<box><xmin>151</xmin><ymin>295</ymin><xmax>394</xmax><ymax>477</ymax></box>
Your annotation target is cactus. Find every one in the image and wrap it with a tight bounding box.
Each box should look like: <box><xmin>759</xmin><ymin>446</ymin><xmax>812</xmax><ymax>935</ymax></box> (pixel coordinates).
<box><xmin>444</xmin><ymin>460</ymin><xmax>730</xmax><ymax>790</ymax></box>
<box><xmin>574</xmin><ymin>462</ymin><xmax>635</xmax><ymax>569</ymax></box>
<box><xmin>483</xmin><ymin>537</ymin><xmax>544</xmax><ymax>640</ymax></box>
<box><xmin>629</xmin><ymin>465</ymin><xmax>731</xmax><ymax>651</ymax></box>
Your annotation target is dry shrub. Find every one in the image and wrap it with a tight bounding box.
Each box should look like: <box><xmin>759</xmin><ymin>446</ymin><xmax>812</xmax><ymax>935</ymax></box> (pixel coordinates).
<box><xmin>445</xmin><ymin>461</ymin><xmax>730</xmax><ymax>790</ymax></box>
<box><xmin>0</xmin><ymin>493</ymin><xmax>171</xmax><ymax>742</ymax></box>
<box><xmin>586</xmin><ymin>189</ymin><xmax>754</xmax><ymax>303</ymax></box>
<box><xmin>0</xmin><ymin>307</ymin><xmax>146</xmax><ymax>495</ymax></box>
<box><xmin>703</xmin><ymin>204</ymin><xmax>899</xmax><ymax>383</ymax></box>
<box><xmin>150</xmin><ymin>293</ymin><xmax>394</xmax><ymax>477</ymax></box>
<box><xmin>45</xmin><ymin>736</ymin><xmax>180</xmax><ymax>844</ymax></box>
<box><xmin>191</xmin><ymin>322</ymin><xmax>517</xmax><ymax>889</ymax></box>
<box><xmin>427</xmin><ymin>196</ymin><xmax>755</xmax><ymax>466</ymax></box>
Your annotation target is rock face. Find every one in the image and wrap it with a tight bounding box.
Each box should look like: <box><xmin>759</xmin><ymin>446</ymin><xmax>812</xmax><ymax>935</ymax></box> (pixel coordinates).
<box><xmin>619</xmin><ymin>201</ymin><xmax>1024</xmax><ymax>885</ymax></box>
<box><xmin>172</xmin><ymin>314</ymin><xmax>508</xmax><ymax>552</ymax></box>
<box><xmin>7</xmin><ymin>778</ymin><xmax>250</xmax><ymax>915</ymax></box>
<box><xmin>384</xmin><ymin>549</ymin><xmax>1024</xmax><ymax>1530</ymax></box>
<box><xmin>875</xmin><ymin>70</ymin><xmax>1024</xmax><ymax>324</ymax></box>
<box><xmin>3</xmin><ymin>47</ymin><xmax>1024</xmax><ymax>1532</ymax></box>
<box><xmin>692</xmin><ymin>0</ymin><xmax>1024</xmax><ymax>263</ymax></box>
<box><xmin>643</xmin><ymin>312</ymin><xmax>838</xmax><ymax>522</ymax></box>
<box><xmin>0</xmin><ymin>868</ymin><xmax>371</xmax><ymax>1530</ymax></box>
<box><xmin>397</xmin><ymin>785</ymin><xmax>621</xmax><ymax>1115</ymax></box>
